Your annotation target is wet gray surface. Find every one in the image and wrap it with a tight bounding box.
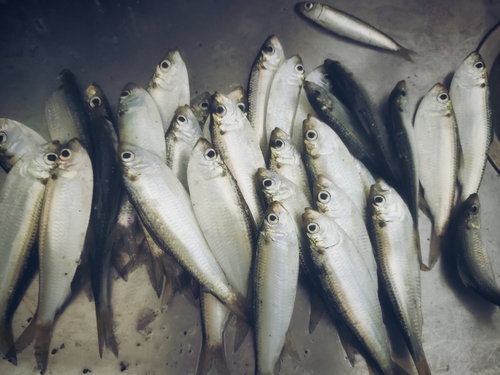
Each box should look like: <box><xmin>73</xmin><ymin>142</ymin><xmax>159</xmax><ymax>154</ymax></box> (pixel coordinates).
<box><xmin>1</xmin><ymin>0</ymin><xmax>500</xmax><ymax>374</ymax></box>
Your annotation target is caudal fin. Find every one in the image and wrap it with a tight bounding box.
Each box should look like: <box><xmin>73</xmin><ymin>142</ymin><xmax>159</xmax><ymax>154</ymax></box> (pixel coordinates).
<box><xmin>0</xmin><ymin>324</ymin><xmax>17</xmax><ymax>365</ymax></box>
<box><xmin>15</xmin><ymin>317</ymin><xmax>54</xmax><ymax>374</ymax></box>
<box><xmin>428</xmin><ymin>228</ymin><xmax>443</xmax><ymax>270</ymax></box>
<box><xmin>398</xmin><ymin>45</ymin><xmax>415</xmax><ymax>62</ymax></box>
<box><xmin>195</xmin><ymin>341</ymin><xmax>230</xmax><ymax>375</ymax></box>
<box><xmin>233</xmin><ymin>315</ymin><xmax>250</xmax><ymax>352</ymax></box>
<box><xmin>142</xmin><ymin>238</ymin><xmax>165</xmax><ymax>298</ymax></box>
<box><xmin>308</xmin><ymin>290</ymin><xmax>325</xmax><ymax>334</ymax></box>
<box><xmin>413</xmin><ymin>354</ymin><xmax>432</xmax><ymax>375</ymax></box>
<box><xmin>96</xmin><ymin>305</ymin><xmax>119</xmax><ymax>358</ymax></box>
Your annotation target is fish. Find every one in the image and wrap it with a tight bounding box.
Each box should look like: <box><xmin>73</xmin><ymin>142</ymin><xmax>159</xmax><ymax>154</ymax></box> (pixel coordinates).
<box><xmin>15</xmin><ymin>139</ymin><xmax>94</xmax><ymax>373</ymax></box>
<box><xmin>295</xmin><ymin>2</ymin><xmax>413</xmax><ymax>61</ymax></box>
<box><xmin>165</xmin><ymin>105</ymin><xmax>202</xmax><ymax>192</ymax></box>
<box><xmin>84</xmin><ymin>82</ymin><xmax>121</xmax><ymax>358</ymax></box>
<box><xmin>268</xmin><ymin>127</ymin><xmax>312</xmax><ymax>204</ymax></box>
<box><xmin>190</xmin><ymin>91</ymin><xmax>212</xmax><ymax>132</ymax></box>
<box><xmin>210</xmin><ymin>92</ymin><xmax>266</xmax><ymax>230</ymax></box>
<box><xmin>147</xmin><ymin>48</ymin><xmax>190</xmax><ymax>133</ymax></box>
<box><xmin>266</xmin><ymin>55</ymin><xmax>305</xmax><ymax>142</ymax></box>
<box><xmin>314</xmin><ymin>174</ymin><xmax>377</xmax><ymax>282</ymax></box>
<box><xmin>45</xmin><ymin>69</ymin><xmax>92</xmax><ymax>152</ymax></box>
<box><xmin>388</xmin><ymin>81</ymin><xmax>419</xmax><ymax>226</ymax></box>
<box><xmin>368</xmin><ymin>179</ymin><xmax>430</xmax><ymax>375</ymax></box>
<box><xmin>227</xmin><ymin>86</ymin><xmax>248</xmax><ymax>115</ymax></box>
<box><xmin>449</xmin><ymin>52</ymin><xmax>492</xmax><ymax>206</ymax></box>
<box><xmin>247</xmin><ymin>35</ymin><xmax>285</xmax><ymax>154</ymax></box>
<box><xmin>323</xmin><ymin>59</ymin><xmax>401</xmax><ymax>186</ymax></box>
<box><xmin>303</xmin><ymin>80</ymin><xmax>380</xmax><ymax>174</ymax></box>
<box><xmin>118</xmin><ymin>142</ymin><xmax>249</xmax><ymax>319</ymax></box>
<box><xmin>0</xmin><ymin>118</ymin><xmax>47</xmax><ymax>173</ymax></box>
<box><xmin>454</xmin><ymin>194</ymin><xmax>500</xmax><ymax>306</ymax></box>
<box><xmin>303</xmin><ymin>208</ymin><xmax>402</xmax><ymax>375</ymax></box>
<box><xmin>195</xmin><ymin>291</ymin><xmax>231</xmax><ymax>375</ymax></box>
<box><xmin>0</xmin><ymin>141</ymin><xmax>60</xmax><ymax>364</ymax></box>
<box><xmin>254</xmin><ymin>201</ymin><xmax>300</xmax><ymax>375</ymax></box>
<box><xmin>414</xmin><ymin>83</ymin><xmax>459</xmax><ymax>269</ymax></box>
<box><xmin>303</xmin><ymin>115</ymin><xmax>366</xmax><ymax>217</ymax></box>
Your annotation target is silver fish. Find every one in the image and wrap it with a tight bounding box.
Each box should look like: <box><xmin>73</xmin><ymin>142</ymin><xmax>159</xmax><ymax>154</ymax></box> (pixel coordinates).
<box><xmin>148</xmin><ymin>48</ymin><xmax>190</xmax><ymax>133</ymax></box>
<box><xmin>247</xmin><ymin>35</ymin><xmax>285</xmax><ymax>154</ymax></box>
<box><xmin>227</xmin><ymin>86</ymin><xmax>248</xmax><ymax>114</ymax></box>
<box><xmin>295</xmin><ymin>2</ymin><xmax>413</xmax><ymax>60</ymax></box>
<box><xmin>369</xmin><ymin>179</ymin><xmax>430</xmax><ymax>375</ymax></box>
<box><xmin>254</xmin><ymin>202</ymin><xmax>300</xmax><ymax>375</ymax></box>
<box><xmin>450</xmin><ymin>52</ymin><xmax>492</xmax><ymax>205</ymax></box>
<box><xmin>15</xmin><ymin>139</ymin><xmax>93</xmax><ymax>373</ymax></box>
<box><xmin>191</xmin><ymin>91</ymin><xmax>212</xmax><ymax>131</ymax></box>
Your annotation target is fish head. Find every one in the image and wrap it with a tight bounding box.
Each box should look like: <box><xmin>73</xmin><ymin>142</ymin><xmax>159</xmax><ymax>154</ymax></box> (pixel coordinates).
<box><xmin>284</xmin><ymin>55</ymin><xmax>305</xmax><ymax>86</ymax></box>
<box><xmin>210</xmin><ymin>92</ymin><xmax>242</xmax><ymax>134</ymax></box>
<box><xmin>303</xmin><ymin>207</ymin><xmax>341</xmax><ymax>253</ymax></box>
<box><xmin>390</xmin><ymin>80</ymin><xmax>408</xmax><ymax>114</ymax></box>
<box><xmin>257</xmin><ymin>35</ymin><xmax>285</xmax><ymax>71</ymax></box>
<box><xmin>295</xmin><ymin>2</ymin><xmax>323</xmax><ymax>20</ymax></box>
<box><xmin>118</xmin><ymin>83</ymin><xmax>146</xmax><ymax>116</ymax></box>
<box><xmin>305</xmin><ymin>65</ymin><xmax>331</xmax><ymax>90</ymax></box>
<box><xmin>170</xmin><ymin>105</ymin><xmax>201</xmax><ymax>142</ymax></box>
<box><xmin>458</xmin><ymin>52</ymin><xmax>488</xmax><ymax>87</ymax></box>
<box><xmin>425</xmin><ymin>83</ymin><xmax>454</xmax><ymax>117</ymax></box>
<box><xmin>191</xmin><ymin>91</ymin><xmax>212</xmax><ymax>117</ymax></box>
<box><xmin>189</xmin><ymin>138</ymin><xmax>224</xmax><ymax>180</ymax></box>
<box><xmin>269</xmin><ymin>127</ymin><xmax>299</xmax><ymax>165</ymax></box>
<box><xmin>118</xmin><ymin>142</ymin><xmax>162</xmax><ymax>179</ymax></box>
<box><xmin>0</xmin><ymin>118</ymin><xmax>27</xmax><ymax>159</ymax></box>
<box><xmin>227</xmin><ymin>86</ymin><xmax>247</xmax><ymax>113</ymax></box>
<box><xmin>314</xmin><ymin>175</ymin><xmax>350</xmax><ymax>217</ymax></box>
<box><xmin>369</xmin><ymin>179</ymin><xmax>404</xmax><ymax>222</ymax></box>
<box><xmin>461</xmin><ymin>193</ymin><xmax>481</xmax><ymax>230</ymax></box>
<box><xmin>150</xmin><ymin>48</ymin><xmax>187</xmax><ymax>90</ymax></box>
<box><xmin>24</xmin><ymin>141</ymin><xmax>62</xmax><ymax>180</ymax></box>
<box><xmin>260</xmin><ymin>201</ymin><xmax>297</xmax><ymax>245</ymax></box>
<box><xmin>56</xmin><ymin>138</ymin><xmax>92</xmax><ymax>179</ymax></box>
<box><xmin>303</xmin><ymin>80</ymin><xmax>332</xmax><ymax>110</ymax></box>
<box><xmin>84</xmin><ymin>82</ymin><xmax>112</xmax><ymax>118</ymax></box>
<box><xmin>51</xmin><ymin>69</ymin><xmax>76</xmax><ymax>91</ymax></box>
<box><xmin>303</xmin><ymin>115</ymin><xmax>337</xmax><ymax>157</ymax></box>
<box><xmin>257</xmin><ymin>167</ymin><xmax>287</xmax><ymax>203</ymax></box>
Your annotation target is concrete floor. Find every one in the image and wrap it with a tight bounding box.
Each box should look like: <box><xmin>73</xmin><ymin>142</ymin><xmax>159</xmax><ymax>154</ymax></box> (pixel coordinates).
<box><xmin>1</xmin><ymin>0</ymin><xmax>500</xmax><ymax>374</ymax></box>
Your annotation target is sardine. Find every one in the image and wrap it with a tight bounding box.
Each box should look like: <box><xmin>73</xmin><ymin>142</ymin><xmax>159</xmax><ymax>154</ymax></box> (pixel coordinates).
<box><xmin>191</xmin><ymin>91</ymin><xmax>212</xmax><ymax>131</ymax></box>
<box><xmin>210</xmin><ymin>92</ymin><xmax>266</xmax><ymax>229</ymax></box>
<box><xmin>165</xmin><ymin>105</ymin><xmax>202</xmax><ymax>192</ymax></box>
<box><xmin>414</xmin><ymin>83</ymin><xmax>459</xmax><ymax>269</ymax></box>
<box><xmin>0</xmin><ymin>142</ymin><xmax>60</xmax><ymax>364</ymax></box>
<box><xmin>227</xmin><ymin>86</ymin><xmax>248</xmax><ymax>115</ymax></box>
<box><xmin>247</xmin><ymin>35</ymin><xmax>285</xmax><ymax>154</ymax></box>
<box><xmin>454</xmin><ymin>194</ymin><xmax>500</xmax><ymax>306</ymax></box>
<box><xmin>368</xmin><ymin>179</ymin><xmax>430</xmax><ymax>375</ymax></box>
<box><xmin>295</xmin><ymin>2</ymin><xmax>413</xmax><ymax>60</ymax></box>
<box><xmin>450</xmin><ymin>52</ymin><xmax>492</xmax><ymax>205</ymax></box>
<box><xmin>254</xmin><ymin>202</ymin><xmax>300</xmax><ymax>375</ymax></box>
<box><xmin>147</xmin><ymin>48</ymin><xmax>190</xmax><ymax>133</ymax></box>
<box><xmin>15</xmin><ymin>139</ymin><xmax>93</xmax><ymax>373</ymax></box>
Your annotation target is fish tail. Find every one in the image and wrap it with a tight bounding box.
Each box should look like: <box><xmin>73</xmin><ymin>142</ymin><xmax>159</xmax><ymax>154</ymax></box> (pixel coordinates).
<box><xmin>180</xmin><ymin>274</ymin><xmax>199</xmax><ymax>308</ymax></box>
<box><xmin>332</xmin><ymin>315</ymin><xmax>358</xmax><ymax>367</ymax></box>
<box><xmin>195</xmin><ymin>341</ymin><xmax>230</xmax><ymax>375</ymax></box>
<box><xmin>96</xmin><ymin>305</ymin><xmax>119</xmax><ymax>358</ymax></box>
<box><xmin>308</xmin><ymin>289</ymin><xmax>325</xmax><ymax>334</ymax></box>
<box><xmin>15</xmin><ymin>317</ymin><xmax>54</xmax><ymax>374</ymax></box>
<box><xmin>143</xmin><ymin>239</ymin><xmax>165</xmax><ymax>298</ymax></box>
<box><xmin>233</xmin><ymin>315</ymin><xmax>250</xmax><ymax>352</ymax></box>
<box><xmin>413</xmin><ymin>354</ymin><xmax>432</xmax><ymax>375</ymax></box>
<box><xmin>392</xmin><ymin>361</ymin><xmax>410</xmax><ymax>375</ymax></box>
<box><xmin>224</xmin><ymin>293</ymin><xmax>251</xmax><ymax>324</ymax></box>
<box><xmin>413</xmin><ymin>228</ymin><xmax>429</xmax><ymax>272</ymax></box>
<box><xmin>428</xmin><ymin>227</ymin><xmax>442</xmax><ymax>270</ymax></box>
<box><xmin>273</xmin><ymin>330</ymin><xmax>300</xmax><ymax>374</ymax></box>
<box><xmin>0</xmin><ymin>324</ymin><xmax>17</xmax><ymax>365</ymax></box>
<box><xmin>398</xmin><ymin>45</ymin><xmax>415</xmax><ymax>62</ymax></box>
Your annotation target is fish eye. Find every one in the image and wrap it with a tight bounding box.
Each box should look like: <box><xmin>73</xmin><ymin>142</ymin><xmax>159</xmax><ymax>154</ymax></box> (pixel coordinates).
<box><xmin>295</xmin><ymin>64</ymin><xmax>304</xmax><ymax>73</ymax></box>
<box><xmin>305</xmin><ymin>2</ymin><xmax>313</xmax><ymax>10</ymax></box>
<box><xmin>201</xmin><ymin>101</ymin><xmax>209</xmax><ymax>109</ymax></box>
<box><xmin>318</xmin><ymin>191</ymin><xmax>331</xmax><ymax>203</ymax></box>
<box><xmin>306</xmin><ymin>130</ymin><xmax>318</xmax><ymax>141</ymax></box>
<box><xmin>160</xmin><ymin>60</ymin><xmax>171</xmax><ymax>70</ymax></box>
<box><xmin>400</xmin><ymin>90</ymin><xmax>406</xmax><ymax>97</ymax></box>
<box><xmin>374</xmin><ymin>195</ymin><xmax>385</xmax><ymax>204</ymax></box>
<box><xmin>273</xmin><ymin>139</ymin><xmax>285</xmax><ymax>150</ymax></box>
<box><xmin>438</xmin><ymin>93</ymin><xmax>448</xmax><ymax>102</ymax></box>
<box><xmin>121</xmin><ymin>151</ymin><xmax>135</xmax><ymax>161</ymax></box>
<box><xmin>120</xmin><ymin>91</ymin><xmax>130</xmax><ymax>98</ymax></box>
<box><xmin>262</xmin><ymin>178</ymin><xmax>275</xmax><ymax>188</ymax></box>
<box><xmin>267</xmin><ymin>213</ymin><xmax>279</xmax><ymax>224</ymax></box>
<box><xmin>237</xmin><ymin>103</ymin><xmax>246</xmax><ymax>112</ymax></box>
<box><xmin>474</xmin><ymin>62</ymin><xmax>484</xmax><ymax>69</ymax></box>
<box><xmin>0</xmin><ymin>131</ymin><xmax>6</xmax><ymax>144</ymax></box>
<box><xmin>307</xmin><ymin>222</ymin><xmax>319</xmax><ymax>233</ymax></box>
<box><xmin>264</xmin><ymin>45</ymin><xmax>275</xmax><ymax>54</ymax></box>
<box><xmin>177</xmin><ymin>115</ymin><xmax>186</xmax><ymax>123</ymax></box>
<box><xmin>89</xmin><ymin>96</ymin><xmax>101</xmax><ymax>108</ymax></box>
<box><xmin>60</xmin><ymin>149</ymin><xmax>72</xmax><ymax>160</ymax></box>
<box><xmin>470</xmin><ymin>205</ymin><xmax>479</xmax><ymax>214</ymax></box>
<box><xmin>44</xmin><ymin>153</ymin><xmax>58</xmax><ymax>164</ymax></box>
<box><xmin>215</xmin><ymin>105</ymin><xmax>227</xmax><ymax>117</ymax></box>
<box><xmin>204</xmin><ymin>148</ymin><xmax>216</xmax><ymax>160</ymax></box>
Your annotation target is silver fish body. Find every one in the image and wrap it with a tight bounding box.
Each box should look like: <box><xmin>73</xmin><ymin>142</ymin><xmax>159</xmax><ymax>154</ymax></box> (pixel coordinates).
<box><xmin>148</xmin><ymin>48</ymin><xmax>190</xmax><ymax>133</ymax></box>
<box><xmin>165</xmin><ymin>105</ymin><xmax>202</xmax><ymax>192</ymax></box>
<box><xmin>210</xmin><ymin>92</ymin><xmax>266</xmax><ymax>229</ymax></box>
<box><xmin>266</xmin><ymin>55</ymin><xmax>305</xmax><ymax>142</ymax></box>
<box><xmin>369</xmin><ymin>179</ymin><xmax>430</xmax><ymax>375</ymax></box>
<box><xmin>254</xmin><ymin>202</ymin><xmax>300</xmax><ymax>375</ymax></box>
<box><xmin>247</xmin><ymin>35</ymin><xmax>285</xmax><ymax>154</ymax></box>
<box><xmin>450</xmin><ymin>52</ymin><xmax>492</xmax><ymax>205</ymax></box>
<box><xmin>0</xmin><ymin>118</ymin><xmax>47</xmax><ymax>173</ymax></box>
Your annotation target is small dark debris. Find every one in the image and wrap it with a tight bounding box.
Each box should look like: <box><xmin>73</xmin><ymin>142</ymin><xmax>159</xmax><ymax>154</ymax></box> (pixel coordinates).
<box><xmin>83</xmin><ymin>369</ymin><xmax>91</xmax><ymax>374</ymax></box>
<box><xmin>166</xmin><ymin>363</ymin><xmax>169</xmax><ymax>366</ymax></box>
<box><xmin>51</xmin><ymin>348</ymin><xmax>58</xmax><ymax>355</ymax></box>
<box><xmin>136</xmin><ymin>343</ymin><xmax>140</xmax><ymax>346</ymax></box>
<box><xmin>188</xmin><ymin>349</ymin><xmax>192</xmax><ymax>353</ymax></box>
<box><xmin>179</xmin><ymin>349</ymin><xmax>183</xmax><ymax>354</ymax></box>
<box><xmin>60</xmin><ymin>344</ymin><xmax>65</xmax><ymax>349</ymax></box>
<box><xmin>27</xmin><ymin>317</ymin><xmax>33</xmax><ymax>322</ymax></box>
<box><xmin>183</xmin><ymin>331</ymin><xmax>187</xmax><ymax>336</ymax></box>
<box><xmin>304</xmin><ymin>349</ymin><xmax>309</xmax><ymax>354</ymax></box>
<box><xmin>119</xmin><ymin>362</ymin><xmax>127</xmax><ymax>372</ymax></box>
<box><xmin>7</xmin><ymin>358</ymin><xmax>12</xmax><ymax>363</ymax></box>
<box><xmin>198</xmin><ymin>43</ymin><xmax>202</xmax><ymax>47</ymax></box>
<box><xmin>283</xmin><ymin>8</ymin><xmax>286</xmax><ymax>10</ymax></box>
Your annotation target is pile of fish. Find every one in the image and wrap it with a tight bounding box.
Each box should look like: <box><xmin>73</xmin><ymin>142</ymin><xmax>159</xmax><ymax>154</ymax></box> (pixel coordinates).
<box><xmin>0</xmin><ymin>2</ymin><xmax>498</xmax><ymax>375</ymax></box>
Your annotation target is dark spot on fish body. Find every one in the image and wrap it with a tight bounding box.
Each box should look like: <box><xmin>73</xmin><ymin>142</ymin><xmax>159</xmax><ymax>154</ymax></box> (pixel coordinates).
<box><xmin>118</xmin><ymin>110</ymin><xmax>125</xmax><ymax>117</ymax></box>
<box><xmin>317</xmin><ymin>248</ymin><xmax>325</xmax><ymax>255</ymax></box>
<box><xmin>129</xmin><ymin>174</ymin><xmax>138</xmax><ymax>182</ymax></box>
<box><xmin>40</xmin><ymin>178</ymin><xmax>48</xmax><ymax>185</ymax></box>
<box><xmin>378</xmin><ymin>221</ymin><xmax>386</xmax><ymax>228</ymax></box>
<box><xmin>481</xmin><ymin>83</ymin><xmax>486</xmax><ymax>88</ymax></box>
<box><xmin>51</xmin><ymin>174</ymin><xmax>58</xmax><ymax>180</ymax></box>
<box><xmin>445</xmin><ymin>113</ymin><xmax>451</xmax><ymax>117</ymax></box>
